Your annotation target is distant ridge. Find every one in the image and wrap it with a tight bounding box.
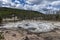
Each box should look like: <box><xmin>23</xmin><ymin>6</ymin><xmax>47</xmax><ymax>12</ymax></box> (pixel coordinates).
<box><xmin>0</xmin><ymin>7</ymin><xmax>60</xmax><ymax>21</ymax></box>
<box><xmin>0</xmin><ymin>7</ymin><xmax>44</xmax><ymax>20</ymax></box>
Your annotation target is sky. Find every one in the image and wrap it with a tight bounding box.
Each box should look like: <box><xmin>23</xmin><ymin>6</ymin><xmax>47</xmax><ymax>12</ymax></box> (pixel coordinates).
<box><xmin>0</xmin><ymin>0</ymin><xmax>60</xmax><ymax>14</ymax></box>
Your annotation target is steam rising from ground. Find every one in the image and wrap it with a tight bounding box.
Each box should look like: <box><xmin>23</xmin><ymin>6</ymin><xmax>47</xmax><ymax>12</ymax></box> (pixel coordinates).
<box><xmin>1</xmin><ymin>20</ymin><xmax>60</xmax><ymax>33</ymax></box>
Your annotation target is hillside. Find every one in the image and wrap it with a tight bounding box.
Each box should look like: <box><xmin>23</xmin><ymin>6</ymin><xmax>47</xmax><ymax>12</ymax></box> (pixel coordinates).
<box><xmin>0</xmin><ymin>7</ymin><xmax>44</xmax><ymax>20</ymax></box>
<box><xmin>0</xmin><ymin>7</ymin><xmax>60</xmax><ymax>22</ymax></box>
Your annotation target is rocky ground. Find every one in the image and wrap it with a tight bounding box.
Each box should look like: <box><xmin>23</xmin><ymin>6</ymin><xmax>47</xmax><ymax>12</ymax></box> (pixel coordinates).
<box><xmin>0</xmin><ymin>28</ymin><xmax>60</xmax><ymax>40</ymax></box>
<box><xmin>0</xmin><ymin>20</ymin><xmax>60</xmax><ymax>40</ymax></box>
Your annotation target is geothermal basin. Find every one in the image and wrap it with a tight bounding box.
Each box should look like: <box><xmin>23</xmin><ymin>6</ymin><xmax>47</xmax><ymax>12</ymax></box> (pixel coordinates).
<box><xmin>0</xmin><ymin>20</ymin><xmax>60</xmax><ymax>33</ymax></box>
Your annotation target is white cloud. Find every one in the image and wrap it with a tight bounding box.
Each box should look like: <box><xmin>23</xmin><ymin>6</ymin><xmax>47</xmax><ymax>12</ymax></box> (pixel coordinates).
<box><xmin>14</xmin><ymin>0</ymin><xmax>20</xmax><ymax>4</ymax></box>
<box><xmin>25</xmin><ymin>0</ymin><xmax>60</xmax><ymax>14</ymax></box>
<box><xmin>24</xmin><ymin>4</ymin><xmax>33</xmax><ymax>10</ymax></box>
<box><xmin>1</xmin><ymin>0</ymin><xmax>23</xmax><ymax>8</ymax></box>
<box><xmin>46</xmin><ymin>0</ymin><xmax>57</xmax><ymax>1</ymax></box>
<box><xmin>0</xmin><ymin>1</ymin><xmax>2</xmax><ymax>7</ymax></box>
<box><xmin>51</xmin><ymin>1</ymin><xmax>60</xmax><ymax>6</ymax></box>
<box><xmin>16</xmin><ymin>4</ymin><xmax>23</xmax><ymax>9</ymax></box>
<box><xmin>2</xmin><ymin>0</ymin><xmax>12</xmax><ymax>3</ymax></box>
<box><xmin>0</xmin><ymin>0</ymin><xmax>60</xmax><ymax>14</ymax></box>
<box><xmin>1</xmin><ymin>0</ymin><xmax>12</xmax><ymax>7</ymax></box>
<box><xmin>26</xmin><ymin>0</ymin><xmax>43</xmax><ymax>4</ymax></box>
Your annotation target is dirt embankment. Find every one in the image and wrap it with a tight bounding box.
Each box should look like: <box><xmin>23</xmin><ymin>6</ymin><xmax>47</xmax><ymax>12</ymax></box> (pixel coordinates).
<box><xmin>0</xmin><ymin>28</ymin><xmax>60</xmax><ymax>40</ymax></box>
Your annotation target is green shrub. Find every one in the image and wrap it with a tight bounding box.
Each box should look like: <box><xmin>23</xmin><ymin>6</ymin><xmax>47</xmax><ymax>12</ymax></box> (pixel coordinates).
<box><xmin>0</xmin><ymin>32</ymin><xmax>4</xmax><ymax>40</ymax></box>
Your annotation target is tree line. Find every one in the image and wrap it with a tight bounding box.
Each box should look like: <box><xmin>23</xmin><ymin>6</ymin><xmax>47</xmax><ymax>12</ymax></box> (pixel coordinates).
<box><xmin>0</xmin><ymin>7</ymin><xmax>60</xmax><ymax>24</ymax></box>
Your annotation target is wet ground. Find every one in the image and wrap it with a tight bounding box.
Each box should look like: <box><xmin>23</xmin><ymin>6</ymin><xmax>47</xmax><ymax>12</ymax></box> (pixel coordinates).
<box><xmin>1</xmin><ymin>20</ymin><xmax>60</xmax><ymax>33</ymax></box>
<box><xmin>0</xmin><ymin>20</ymin><xmax>60</xmax><ymax>40</ymax></box>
